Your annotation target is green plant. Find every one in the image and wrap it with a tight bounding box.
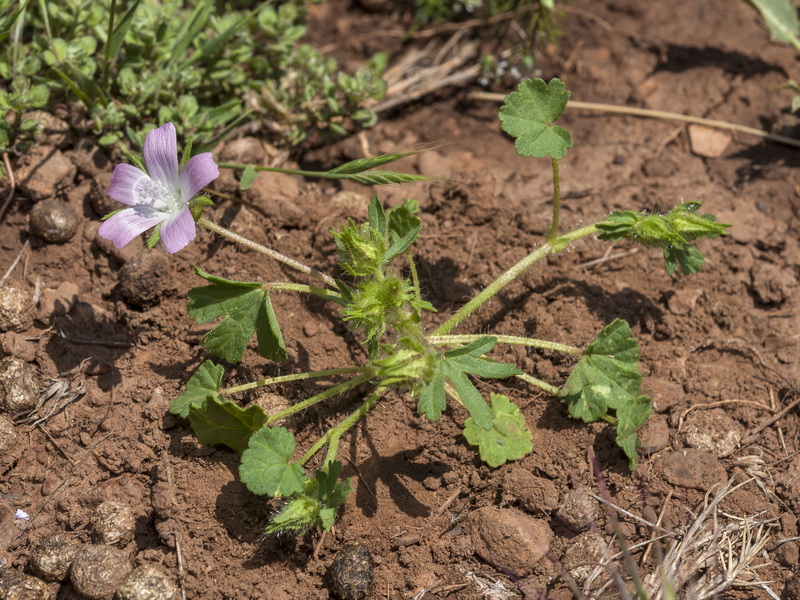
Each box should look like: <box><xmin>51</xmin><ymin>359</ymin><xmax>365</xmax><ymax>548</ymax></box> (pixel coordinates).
<box><xmin>0</xmin><ymin>0</ymin><xmax>386</xmax><ymax>152</ymax></box>
<box><xmin>101</xmin><ymin>77</ymin><xmax>730</xmax><ymax>536</ymax></box>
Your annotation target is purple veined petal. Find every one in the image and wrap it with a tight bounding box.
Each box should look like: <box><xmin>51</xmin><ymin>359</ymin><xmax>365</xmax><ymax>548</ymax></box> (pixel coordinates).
<box><xmin>159</xmin><ymin>205</ymin><xmax>196</xmax><ymax>254</ymax></box>
<box><xmin>108</xmin><ymin>163</ymin><xmax>151</xmax><ymax>206</ymax></box>
<box><xmin>179</xmin><ymin>153</ymin><xmax>219</xmax><ymax>201</ymax></box>
<box><xmin>98</xmin><ymin>206</ymin><xmax>166</xmax><ymax>249</ymax></box>
<box><xmin>143</xmin><ymin>123</ymin><xmax>180</xmax><ymax>188</ymax></box>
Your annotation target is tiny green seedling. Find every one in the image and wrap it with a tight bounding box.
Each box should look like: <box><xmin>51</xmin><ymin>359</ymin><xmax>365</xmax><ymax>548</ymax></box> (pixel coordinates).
<box><xmin>102</xmin><ymin>78</ymin><xmax>730</xmax><ymax>536</ymax></box>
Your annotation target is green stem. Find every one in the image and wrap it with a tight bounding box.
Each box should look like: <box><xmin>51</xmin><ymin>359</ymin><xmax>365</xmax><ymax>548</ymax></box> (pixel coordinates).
<box><xmin>265</xmin><ymin>282</ymin><xmax>342</xmax><ymax>301</ymax></box>
<box><xmin>433</xmin><ymin>224</ymin><xmax>601</xmax><ymax>336</ymax></box>
<box><xmin>218</xmin><ymin>161</ymin><xmax>364</xmax><ymax>181</ymax></box>
<box><xmin>300</xmin><ymin>388</ymin><xmax>382</xmax><ymax>466</ymax></box>
<box><xmin>406</xmin><ymin>249</ymin><xmax>422</xmax><ymax>305</ymax></box>
<box><xmin>102</xmin><ymin>0</ymin><xmax>116</xmax><ymax>93</ymax></box>
<box><xmin>264</xmin><ymin>373</ymin><xmax>373</xmax><ymax>425</ymax></box>
<box><xmin>429</xmin><ymin>334</ymin><xmax>582</xmax><ymax>356</ymax></box>
<box><xmin>223</xmin><ymin>367</ymin><xmax>367</xmax><ymax>395</ymax></box>
<box><xmin>548</xmin><ymin>157</ymin><xmax>561</xmax><ymax>243</ymax></box>
<box><xmin>433</xmin><ymin>241</ymin><xmax>552</xmax><ymax>335</ymax></box>
<box><xmin>516</xmin><ymin>373</ymin><xmax>560</xmax><ymax>396</ymax></box>
<box><xmin>197</xmin><ymin>217</ymin><xmax>337</xmax><ymax>288</ymax></box>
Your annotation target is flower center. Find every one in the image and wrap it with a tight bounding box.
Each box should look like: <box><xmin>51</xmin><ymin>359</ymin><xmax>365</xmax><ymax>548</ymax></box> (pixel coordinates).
<box><xmin>136</xmin><ymin>178</ymin><xmax>182</xmax><ymax>213</ymax></box>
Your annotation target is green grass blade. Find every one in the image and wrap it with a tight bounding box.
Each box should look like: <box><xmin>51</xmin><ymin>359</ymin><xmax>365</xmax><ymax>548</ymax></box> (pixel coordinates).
<box><xmin>180</xmin><ymin>6</ymin><xmax>258</xmax><ymax>69</ymax></box>
<box><xmin>168</xmin><ymin>0</ymin><xmax>213</xmax><ymax>68</ymax></box>
<box><xmin>0</xmin><ymin>0</ymin><xmax>31</xmax><ymax>44</ymax></box>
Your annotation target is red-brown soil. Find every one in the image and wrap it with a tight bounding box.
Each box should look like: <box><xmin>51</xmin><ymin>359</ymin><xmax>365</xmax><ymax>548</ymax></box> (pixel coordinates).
<box><xmin>1</xmin><ymin>1</ymin><xmax>799</xmax><ymax>598</ymax></box>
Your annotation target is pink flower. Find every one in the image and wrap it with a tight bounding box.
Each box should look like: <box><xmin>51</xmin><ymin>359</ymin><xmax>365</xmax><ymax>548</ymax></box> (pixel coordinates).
<box><xmin>98</xmin><ymin>123</ymin><xmax>219</xmax><ymax>254</ymax></box>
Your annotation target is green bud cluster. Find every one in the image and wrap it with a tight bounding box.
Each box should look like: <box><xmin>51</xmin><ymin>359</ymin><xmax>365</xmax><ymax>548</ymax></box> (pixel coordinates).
<box><xmin>596</xmin><ymin>201</ymin><xmax>731</xmax><ymax>274</ymax></box>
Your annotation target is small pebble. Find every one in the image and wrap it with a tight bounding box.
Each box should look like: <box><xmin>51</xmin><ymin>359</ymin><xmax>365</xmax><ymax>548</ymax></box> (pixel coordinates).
<box><xmin>90</xmin><ymin>500</ymin><xmax>135</xmax><ymax>547</ymax></box>
<box><xmin>661</xmin><ymin>449</ymin><xmax>727</xmax><ymax>491</ymax></box>
<box><xmin>119</xmin><ymin>251</ymin><xmax>173</xmax><ymax>307</ymax></box>
<box><xmin>115</xmin><ymin>565</ymin><xmax>176</xmax><ymax>600</ymax></box>
<box><xmin>637</xmin><ymin>414</ymin><xmax>670</xmax><ymax>455</ymax></box>
<box><xmin>0</xmin><ymin>356</ymin><xmax>40</xmax><ymax>415</ymax></box>
<box><xmin>328</xmin><ymin>543</ymin><xmax>374</xmax><ymax>600</ymax></box>
<box><xmin>69</xmin><ymin>544</ymin><xmax>131</xmax><ymax>600</ymax></box>
<box><xmin>557</xmin><ymin>488</ymin><xmax>598</xmax><ymax>532</ymax></box>
<box><xmin>682</xmin><ymin>409</ymin><xmax>742</xmax><ymax>458</ymax></box>
<box><xmin>0</xmin><ymin>286</ymin><xmax>34</xmax><ymax>333</ymax></box>
<box><xmin>29</xmin><ymin>199</ymin><xmax>79</xmax><ymax>243</ymax></box>
<box><xmin>470</xmin><ymin>506</ymin><xmax>553</xmax><ymax>578</ymax></box>
<box><xmin>30</xmin><ymin>533</ymin><xmax>81</xmax><ymax>581</ymax></box>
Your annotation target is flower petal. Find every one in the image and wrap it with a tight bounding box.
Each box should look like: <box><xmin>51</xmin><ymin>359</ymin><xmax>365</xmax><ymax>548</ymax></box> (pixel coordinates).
<box><xmin>108</xmin><ymin>163</ymin><xmax>150</xmax><ymax>207</ymax></box>
<box><xmin>143</xmin><ymin>123</ymin><xmax>179</xmax><ymax>187</ymax></box>
<box><xmin>159</xmin><ymin>205</ymin><xmax>196</xmax><ymax>254</ymax></box>
<box><xmin>179</xmin><ymin>153</ymin><xmax>219</xmax><ymax>201</ymax></box>
<box><xmin>98</xmin><ymin>207</ymin><xmax>166</xmax><ymax>249</ymax></box>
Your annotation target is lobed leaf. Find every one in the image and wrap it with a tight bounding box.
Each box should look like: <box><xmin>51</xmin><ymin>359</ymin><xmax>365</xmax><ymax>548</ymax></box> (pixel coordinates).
<box><xmin>559</xmin><ymin>319</ymin><xmax>652</xmax><ymax>468</ymax></box>
<box><xmin>463</xmin><ymin>394</ymin><xmax>533</xmax><ymax>467</ymax></box>
<box><xmin>169</xmin><ymin>360</ymin><xmax>224</xmax><ymax>418</ymax></box>
<box><xmin>187</xmin><ymin>268</ymin><xmax>287</xmax><ymax>364</ymax></box>
<box><xmin>239</xmin><ymin>426</ymin><xmax>308</xmax><ymax>497</ymax></box>
<box><xmin>188</xmin><ymin>395</ymin><xmax>268</xmax><ymax>455</ymax></box>
<box><xmin>744</xmin><ymin>0</ymin><xmax>800</xmax><ymax>46</ymax></box>
<box><xmin>499</xmin><ymin>78</ymin><xmax>573</xmax><ymax>160</ymax></box>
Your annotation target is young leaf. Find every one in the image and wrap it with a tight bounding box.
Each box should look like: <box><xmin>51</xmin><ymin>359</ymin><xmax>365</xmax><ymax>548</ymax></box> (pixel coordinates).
<box><xmin>499</xmin><ymin>78</ymin><xmax>573</xmax><ymax>160</ymax></box>
<box><xmin>559</xmin><ymin>319</ymin><xmax>652</xmax><ymax>468</ymax></box>
<box><xmin>367</xmin><ymin>196</ymin><xmax>387</xmax><ymax>236</ymax></box>
<box><xmin>560</xmin><ymin>319</ymin><xmax>642</xmax><ymax>422</ymax></box>
<box><xmin>169</xmin><ymin>360</ymin><xmax>224</xmax><ymax>418</ymax></box>
<box><xmin>417</xmin><ymin>358</ymin><xmax>446</xmax><ymax>421</ymax></box>
<box><xmin>188</xmin><ymin>395</ymin><xmax>268</xmax><ymax>455</ymax></box>
<box><xmin>312</xmin><ymin>461</ymin><xmax>353</xmax><ymax>531</ymax></box>
<box><xmin>240</xmin><ymin>165</ymin><xmax>258</xmax><ymax>190</ymax></box>
<box><xmin>615</xmin><ymin>394</ymin><xmax>652</xmax><ymax>470</ymax></box>
<box><xmin>463</xmin><ymin>394</ymin><xmax>533</xmax><ymax>467</ymax></box>
<box><xmin>416</xmin><ymin>337</ymin><xmax>520</xmax><ymax>429</ymax></box>
<box><xmin>187</xmin><ymin>268</ymin><xmax>287</xmax><ymax>363</ymax></box>
<box><xmin>239</xmin><ymin>426</ymin><xmax>308</xmax><ymax>497</ymax></box>
<box><xmin>743</xmin><ymin>0</ymin><xmax>800</xmax><ymax>47</ymax></box>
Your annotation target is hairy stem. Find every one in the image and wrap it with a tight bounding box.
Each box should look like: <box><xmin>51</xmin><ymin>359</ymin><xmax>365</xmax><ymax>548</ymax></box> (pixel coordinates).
<box><xmin>515</xmin><ymin>373</ymin><xmax>560</xmax><ymax>396</ymax></box>
<box><xmin>264</xmin><ymin>373</ymin><xmax>373</xmax><ymax>425</ymax></box>
<box><xmin>223</xmin><ymin>367</ymin><xmax>367</xmax><ymax>395</ymax></box>
<box><xmin>548</xmin><ymin>157</ymin><xmax>561</xmax><ymax>243</ymax></box>
<box><xmin>198</xmin><ymin>217</ymin><xmax>336</xmax><ymax>288</ymax></box>
<box><xmin>430</xmin><ymin>334</ymin><xmax>582</xmax><ymax>356</ymax></box>
<box><xmin>265</xmin><ymin>282</ymin><xmax>342</xmax><ymax>301</ymax></box>
<box><xmin>301</xmin><ymin>388</ymin><xmax>382</xmax><ymax>466</ymax></box>
<box><xmin>433</xmin><ymin>241</ymin><xmax>553</xmax><ymax>335</ymax></box>
<box><xmin>432</xmin><ymin>223</ymin><xmax>603</xmax><ymax>335</ymax></box>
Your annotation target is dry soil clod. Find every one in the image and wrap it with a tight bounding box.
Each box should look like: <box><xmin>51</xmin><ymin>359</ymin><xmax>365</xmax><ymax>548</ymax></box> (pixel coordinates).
<box><xmin>0</xmin><ymin>568</ymin><xmax>49</xmax><ymax>600</ymax></box>
<box><xmin>0</xmin><ymin>356</ymin><xmax>40</xmax><ymax>415</ymax></box>
<box><xmin>90</xmin><ymin>501</ymin><xmax>135</xmax><ymax>548</ymax></box>
<box><xmin>115</xmin><ymin>565</ymin><xmax>177</xmax><ymax>600</ymax></box>
<box><xmin>29</xmin><ymin>532</ymin><xmax>81</xmax><ymax>581</ymax></box>
<box><xmin>328</xmin><ymin>543</ymin><xmax>375</xmax><ymax>600</ymax></box>
<box><xmin>29</xmin><ymin>198</ymin><xmax>79</xmax><ymax>243</ymax></box>
<box><xmin>0</xmin><ymin>286</ymin><xmax>34</xmax><ymax>333</ymax></box>
<box><xmin>69</xmin><ymin>544</ymin><xmax>132</xmax><ymax>600</ymax></box>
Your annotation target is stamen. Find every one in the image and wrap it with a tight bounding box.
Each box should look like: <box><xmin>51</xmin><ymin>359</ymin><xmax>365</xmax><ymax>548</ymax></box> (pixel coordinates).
<box><xmin>136</xmin><ymin>178</ymin><xmax>182</xmax><ymax>212</ymax></box>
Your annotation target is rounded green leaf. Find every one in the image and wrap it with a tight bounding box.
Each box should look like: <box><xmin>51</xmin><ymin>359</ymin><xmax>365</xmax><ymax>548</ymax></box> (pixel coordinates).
<box><xmin>499</xmin><ymin>78</ymin><xmax>573</xmax><ymax>160</ymax></box>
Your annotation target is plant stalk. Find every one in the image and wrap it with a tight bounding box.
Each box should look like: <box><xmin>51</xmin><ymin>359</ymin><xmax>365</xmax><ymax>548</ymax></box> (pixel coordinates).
<box><xmin>223</xmin><ymin>367</ymin><xmax>367</xmax><ymax>395</ymax></box>
<box><xmin>301</xmin><ymin>388</ymin><xmax>382</xmax><ymax>466</ymax></box>
<box><xmin>264</xmin><ymin>373</ymin><xmax>373</xmax><ymax>425</ymax></box>
<box><xmin>430</xmin><ymin>334</ymin><xmax>582</xmax><ymax>356</ymax></box>
<box><xmin>548</xmin><ymin>157</ymin><xmax>561</xmax><ymax>243</ymax></box>
<box><xmin>198</xmin><ymin>217</ymin><xmax>336</xmax><ymax>288</ymax></box>
<box><xmin>516</xmin><ymin>373</ymin><xmax>560</xmax><ymax>396</ymax></box>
